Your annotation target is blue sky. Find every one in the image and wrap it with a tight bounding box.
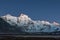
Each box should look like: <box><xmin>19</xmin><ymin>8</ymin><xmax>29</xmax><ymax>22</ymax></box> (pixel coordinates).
<box><xmin>0</xmin><ymin>0</ymin><xmax>60</xmax><ymax>23</ymax></box>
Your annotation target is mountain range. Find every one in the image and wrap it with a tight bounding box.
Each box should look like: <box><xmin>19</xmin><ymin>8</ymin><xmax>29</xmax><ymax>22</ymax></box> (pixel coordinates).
<box><xmin>0</xmin><ymin>13</ymin><xmax>60</xmax><ymax>35</ymax></box>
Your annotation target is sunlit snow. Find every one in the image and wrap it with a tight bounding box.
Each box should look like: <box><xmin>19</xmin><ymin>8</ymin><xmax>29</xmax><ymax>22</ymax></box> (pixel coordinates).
<box><xmin>1</xmin><ymin>13</ymin><xmax>60</xmax><ymax>33</ymax></box>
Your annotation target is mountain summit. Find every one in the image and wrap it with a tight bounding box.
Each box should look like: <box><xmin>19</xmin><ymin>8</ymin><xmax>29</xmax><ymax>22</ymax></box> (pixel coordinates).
<box><xmin>19</xmin><ymin>13</ymin><xmax>31</xmax><ymax>21</ymax></box>
<box><xmin>17</xmin><ymin>13</ymin><xmax>32</xmax><ymax>26</ymax></box>
<box><xmin>0</xmin><ymin>13</ymin><xmax>60</xmax><ymax>33</ymax></box>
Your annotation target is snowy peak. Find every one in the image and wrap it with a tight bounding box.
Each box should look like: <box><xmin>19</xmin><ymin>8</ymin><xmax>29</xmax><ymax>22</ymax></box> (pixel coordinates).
<box><xmin>1</xmin><ymin>14</ymin><xmax>17</xmax><ymax>21</ymax></box>
<box><xmin>1</xmin><ymin>14</ymin><xmax>15</xmax><ymax>19</ymax></box>
<box><xmin>19</xmin><ymin>13</ymin><xmax>31</xmax><ymax>21</ymax></box>
<box><xmin>53</xmin><ymin>21</ymin><xmax>60</xmax><ymax>26</ymax></box>
<box><xmin>1</xmin><ymin>14</ymin><xmax>17</xmax><ymax>26</ymax></box>
<box><xmin>1</xmin><ymin>14</ymin><xmax>13</xmax><ymax>18</ymax></box>
<box><xmin>17</xmin><ymin>13</ymin><xmax>32</xmax><ymax>26</ymax></box>
<box><xmin>41</xmin><ymin>21</ymin><xmax>51</xmax><ymax>25</ymax></box>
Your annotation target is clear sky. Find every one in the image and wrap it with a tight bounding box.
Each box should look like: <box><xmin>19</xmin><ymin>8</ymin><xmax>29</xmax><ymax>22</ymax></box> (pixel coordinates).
<box><xmin>0</xmin><ymin>0</ymin><xmax>60</xmax><ymax>23</ymax></box>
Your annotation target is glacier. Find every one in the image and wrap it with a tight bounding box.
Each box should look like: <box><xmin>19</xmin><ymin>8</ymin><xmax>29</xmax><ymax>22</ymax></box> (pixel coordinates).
<box><xmin>0</xmin><ymin>13</ymin><xmax>60</xmax><ymax>33</ymax></box>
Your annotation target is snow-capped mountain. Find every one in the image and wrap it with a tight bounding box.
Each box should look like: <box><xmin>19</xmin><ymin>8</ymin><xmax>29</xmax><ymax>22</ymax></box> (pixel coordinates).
<box><xmin>0</xmin><ymin>13</ymin><xmax>60</xmax><ymax>33</ymax></box>
<box><xmin>17</xmin><ymin>13</ymin><xmax>32</xmax><ymax>26</ymax></box>
<box><xmin>1</xmin><ymin>14</ymin><xmax>17</xmax><ymax>26</ymax></box>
